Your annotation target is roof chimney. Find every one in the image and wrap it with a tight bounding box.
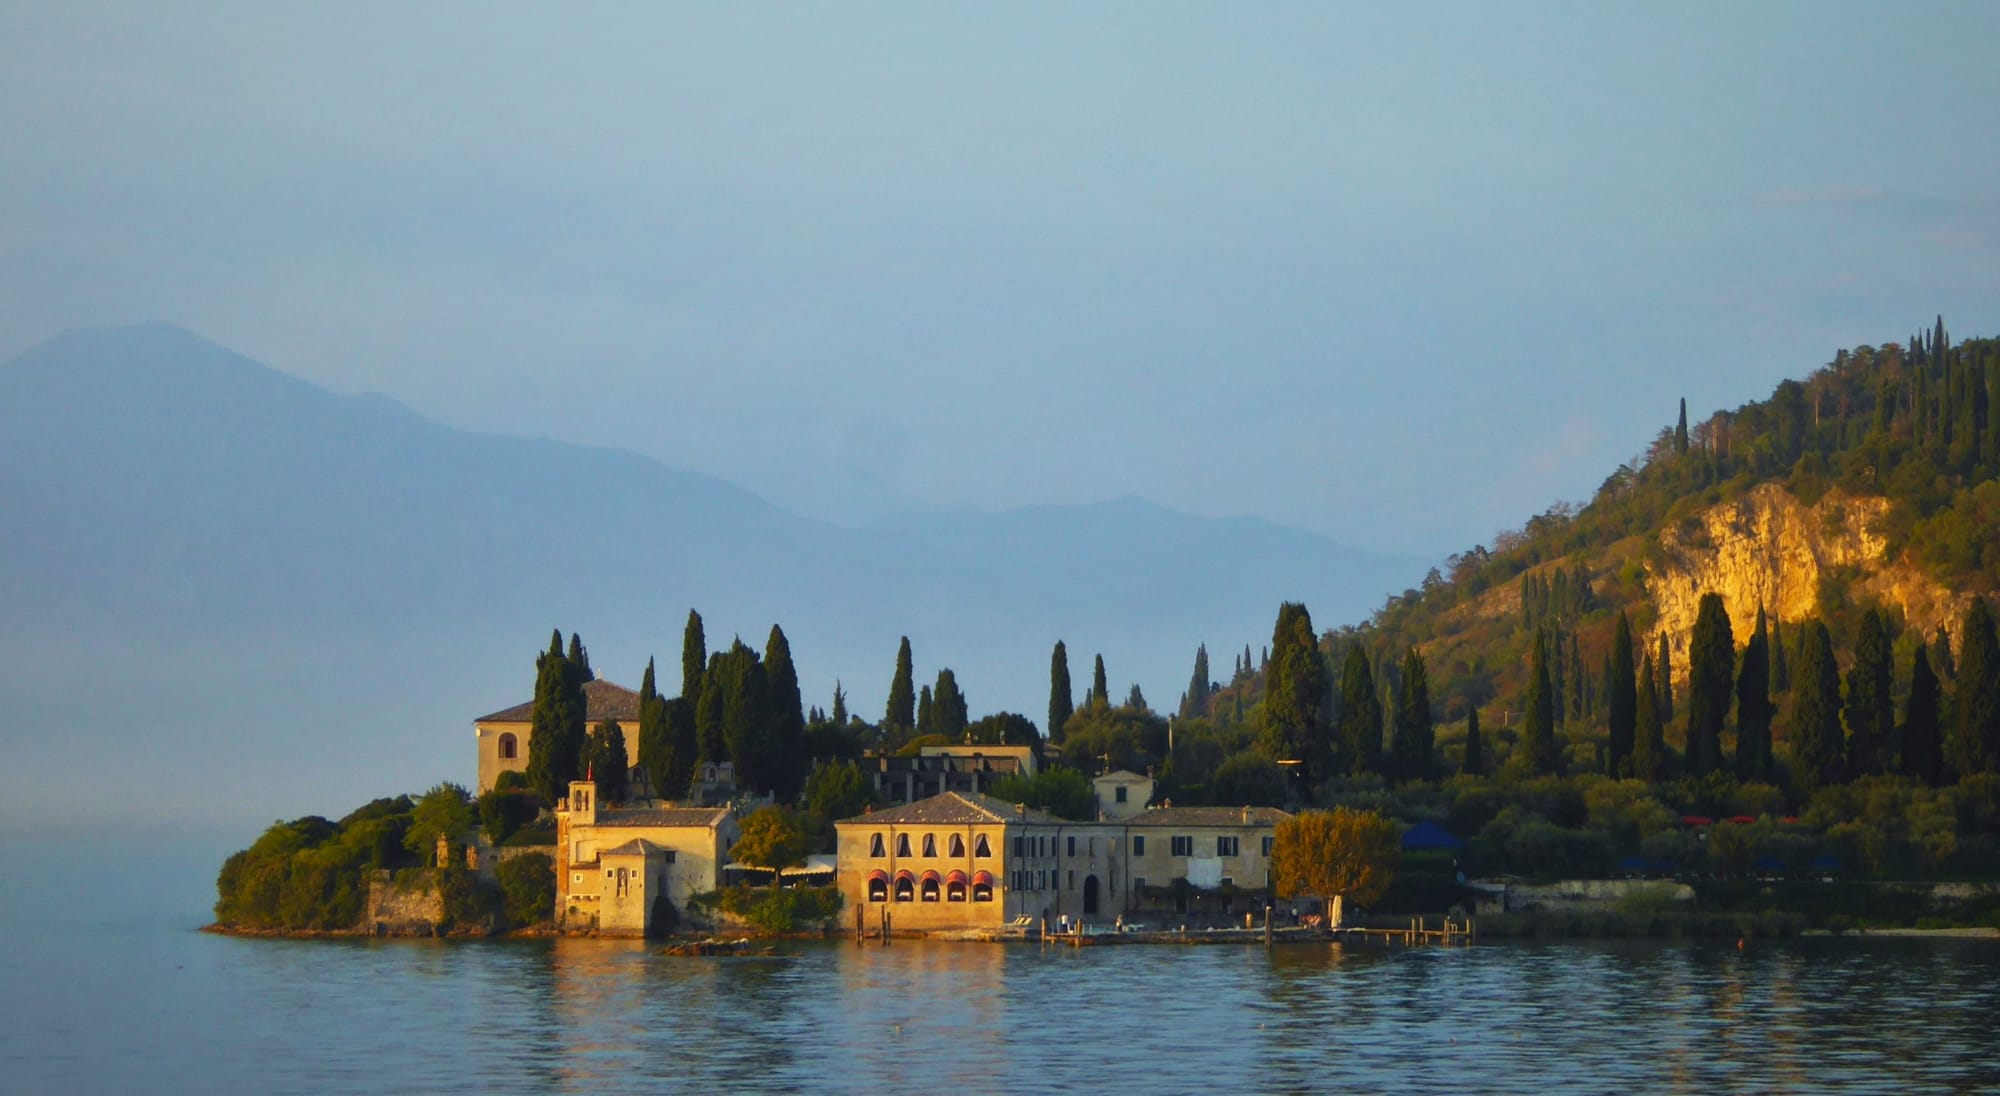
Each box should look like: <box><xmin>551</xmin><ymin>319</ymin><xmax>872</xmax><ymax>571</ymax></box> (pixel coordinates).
<box><xmin>1016</xmin><ymin>802</ymin><xmax>1026</xmax><ymax>817</ymax></box>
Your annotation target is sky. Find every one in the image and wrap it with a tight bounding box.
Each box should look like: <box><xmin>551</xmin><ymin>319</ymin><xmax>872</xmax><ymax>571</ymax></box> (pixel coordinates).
<box><xmin>3</xmin><ymin>3</ymin><xmax>1998</xmax><ymax>559</ymax></box>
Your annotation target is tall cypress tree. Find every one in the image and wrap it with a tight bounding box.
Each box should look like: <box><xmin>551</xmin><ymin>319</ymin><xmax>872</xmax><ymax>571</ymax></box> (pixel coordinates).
<box><xmin>885</xmin><ymin>636</ymin><xmax>915</xmax><ymax>735</ymax></box>
<box><xmin>568</xmin><ymin>633</ymin><xmax>593</xmax><ymax>682</ymax></box>
<box><xmin>1675</xmin><ymin>397</ymin><xmax>1690</xmax><ymax>456</ymax></box>
<box><xmin>1048</xmin><ymin>641</ymin><xmax>1073</xmax><ymax>745</ymax></box>
<box><xmin>1771</xmin><ymin>618</ymin><xmax>1790</xmax><ymax>693</ymax></box>
<box><xmin>1844</xmin><ymin>610</ymin><xmax>1896</xmax><ymax>777</ymax></box>
<box><xmin>637</xmin><ymin>657</ymin><xmax>669</xmax><ymax>799</ymax></box>
<box><xmin>1263</xmin><ymin>602</ymin><xmax>1332</xmax><ymax>782</ymax></box>
<box><xmin>1337</xmin><ymin>645</ymin><xmax>1383</xmax><ymax>776</ymax></box>
<box><xmin>583</xmin><ymin>718</ymin><xmax>629</xmax><ymax>802</ymax></box>
<box><xmin>916</xmin><ymin>685</ymin><xmax>935</xmax><ymax>736</ymax></box>
<box><xmin>681</xmin><ymin>609</ymin><xmax>706</xmax><ymax>700</ymax></box>
<box><xmin>764</xmin><ymin>624</ymin><xmax>806</xmax><ymax>800</ymax></box>
<box><xmin>1391</xmin><ymin>647</ymin><xmax>1433</xmax><ymax>782</ymax></box>
<box><xmin>1788</xmin><ymin>620</ymin><xmax>1845</xmax><ymax>795</ymax></box>
<box><xmin>1566</xmin><ymin>631</ymin><xmax>1586</xmax><ymax>724</ymax></box>
<box><xmin>1461</xmin><ymin>706</ymin><xmax>1484</xmax><ymax>777</ymax></box>
<box><xmin>718</xmin><ymin>641</ymin><xmax>774</xmax><ymax>792</ymax></box>
<box><xmin>1685</xmin><ymin>593</ymin><xmax>1733</xmax><ymax>778</ymax></box>
<box><xmin>1949</xmin><ymin>599</ymin><xmax>2000</xmax><ymax>777</ymax></box>
<box><xmin>1656</xmin><ymin>633</ymin><xmax>1675</xmax><ymax>725</ymax></box>
<box><xmin>525</xmin><ymin>630</ymin><xmax>572</xmax><ymax>803</ymax></box>
<box><xmin>1518</xmin><ymin>628</ymin><xmax>1559</xmax><ymax>775</ymax></box>
<box><xmin>933</xmin><ymin>669</ymin><xmax>968</xmax><ymax>740</ymax></box>
<box><xmin>1634</xmin><ymin>653</ymin><xmax>1665</xmax><ymax>782</ymax></box>
<box><xmin>1182</xmin><ymin>643</ymin><xmax>1211</xmax><ymax>718</ymax></box>
<box><xmin>696</xmin><ymin>650</ymin><xmax>728</xmax><ymax>764</ymax></box>
<box><xmin>1903</xmin><ymin>646</ymin><xmax>1945</xmax><ymax>786</ymax></box>
<box><xmin>1092</xmin><ymin>655</ymin><xmax>1109</xmax><ymax>707</ymax></box>
<box><xmin>831</xmin><ymin>681</ymin><xmax>848</xmax><ymax>728</ymax></box>
<box><xmin>1607</xmin><ymin>611</ymin><xmax>1637</xmax><ymax>777</ymax></box>
<box><xmin>1735</xmin><ymin>607</ymin><xmax>1775</xmax><ymax>783</ymax></box>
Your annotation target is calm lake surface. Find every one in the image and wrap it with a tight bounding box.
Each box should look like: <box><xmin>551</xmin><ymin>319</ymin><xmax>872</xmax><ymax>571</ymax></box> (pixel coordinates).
<box><xmin>4</xmin><ymin>839</ymin><xmax>1997</xmax><ymax>1094</ymax></box>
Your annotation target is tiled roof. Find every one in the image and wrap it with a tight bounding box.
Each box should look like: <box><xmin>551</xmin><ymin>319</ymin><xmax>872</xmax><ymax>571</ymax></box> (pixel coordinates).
<box><xmin>475</xmin><ymin>678</ymin><xmax>642</xmax><ymax>724</ymax></box>
<box><xmin>591</xmin><ymin>806</ymin><xmax>730</xmax><ymax>829</ymax></box>
<box><xmin>836</xmin><ymin>791</ymin><xmax>1058</xmax><ymax>827</ymax></box>
<box><xmin>599</xmin><ymin>838</ymin><xmax>668</xmax><ymax>857</ymax></box>
<box><xmin>1094</xmin><ymin>769</ymin><xmax>1151</xmax><ymax>782</ymax></box>
<box><xmin>1126</xmin><ymin>806</ymin><xmax>1292</xmax><ymax>828</ymax></box>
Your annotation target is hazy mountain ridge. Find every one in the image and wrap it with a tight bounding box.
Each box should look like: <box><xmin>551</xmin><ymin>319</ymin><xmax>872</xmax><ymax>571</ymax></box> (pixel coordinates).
<box><xmin>0</xmin><ymin>323</ymin><xmax>1416</xmax><ymax>833</ymax></box>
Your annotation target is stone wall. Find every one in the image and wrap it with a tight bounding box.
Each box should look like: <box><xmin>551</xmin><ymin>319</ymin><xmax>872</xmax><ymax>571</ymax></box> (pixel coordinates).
<box><xmin>364</xmin><ymin>872</ymin><xmax>445</xmax><ymax>935</ymax></box>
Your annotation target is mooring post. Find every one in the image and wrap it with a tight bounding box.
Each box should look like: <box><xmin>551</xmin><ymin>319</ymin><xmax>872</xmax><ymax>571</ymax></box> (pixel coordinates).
<box><xmin>1263</xmin><ymin>904</ymin><xmax>1273</xmax><ymax>950</ymax></box>
<box><xmin>855</xmin><ymin>904</ymin><xmax>863</xmax><ymax>947</ymax></box>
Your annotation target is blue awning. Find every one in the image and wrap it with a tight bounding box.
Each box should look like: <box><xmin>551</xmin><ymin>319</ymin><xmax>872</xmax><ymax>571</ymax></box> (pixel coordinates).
<box><xmin>1401</xmin><ymin>821</ymin><xmax>1465</xmax><ymax>851</ymax></box>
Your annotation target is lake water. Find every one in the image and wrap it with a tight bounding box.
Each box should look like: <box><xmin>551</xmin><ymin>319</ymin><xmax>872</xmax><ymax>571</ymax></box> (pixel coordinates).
<box><xmin>4</xmin><ymin>839</ymin><xmax>1998</xmax><ymax>1094</ymax></box>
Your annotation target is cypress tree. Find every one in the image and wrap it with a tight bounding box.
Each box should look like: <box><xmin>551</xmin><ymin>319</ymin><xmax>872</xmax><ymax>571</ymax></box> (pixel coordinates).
<box><xmin>1844</xmin><ymin>609</ymin><xmax>1896</xmax><ymax>777</ymax></box>
<box><xmin>568</xmin><ymin>633</ymin><xmax>593</xmax><ymax>682</ymax></box>
<box><xmin>526</xmin><ymin>630</ymin><xmax>572</xmax><ymax>803</ymax></box>
<box><xmin>764</xmin><ymin>624</ymin><xmax>806</xmax><ymax>800</ymax></box>
<box><xmin>637</xmin><ymin>658</ymin><xmax>670</xmax><ymax>799</ymax></box>
<box><xmin>831</xmin><ymin>681</ymin><xmax>847</xmax><ymax>727</ymax></box>
<box><xmin>1607</xmin><ymin>611</ymin><xmax>1637</xmax><ymax>777</ymax></box>
<box><xmin>1949</xmin><ymin>599</ymin><xmax>2000</xmax><ymax>777</ymax></box>
<box><xmin>682</xmin><ymin>609</ymin><xmax>706</xmax><ymax>700</ymax></box>
<box><xmin>1771</xmin><ymin>618</ymin><xmax>1790</xmax><ymax>692</ymax></box>
<box><xmin>885</xmin><ymin>636</ymin><xmax>915</xmax><ymax>734</ymax></box>
<box><xmin>1656</xmin><ymin>633</ymin><xmax>1675</xmax><ymax>725</ymax></box>
<box><xmin>1675</xmin><ymin>397</ymin><xmax>1690</xmax><ymax>456</ymax></box>
<box><xmin>1932</xmin><ymin>626</ymin><xmax>1956</xmax><ymax>682</ymax></box>
<box><xmin>1684</xmin><ymin>593</ymin><xmax>1734</xmax><ymax>777</ymax></box>
<box><xmin>1092</xmin><ymin>655</ymin><xmax>1109</xmax><ymax>707</ymax></box>
<box><xmin>1903</xmin><ymin>646</ymin><xmax>1945</xmax><ymax>786</ymax></box>
<box><xmin>934</xmin><ymin>669</ymin><xmax>968</xmax><ymax>740</ymax></box>
<box><xmin>1634</xmin><ymin>653</ymin><xmax>1665</xmax><ymax>782</ymax></box>
<box><xmin>1735</xmin><ymin>607</ymin><xmax>1774</xmax><ymax>783</ymax></box>
<box><xmin>1548</xmin><ymin>626</ymin><xmax>1567</xmax><ymax>723</ymax></box>
<box><xmin>1182</xmin><ymin>643</ymin><xmax>1212</xmax><ymax>718</ymax></box>
<box><xmin>1566</xmin><ymin>631</ymin><xmax>1586</xmax><ymax>723</ymax></box>
<box><xmin>719</xmin><ymin>641</ymin><xmax>774</xmax><ymax>792</ymax></box>
<box><xmin>917</xmin><ymin>685</ymin><xmax>935</xmax><ymax>736</ymax></box>
<box><xmin>1048</xmin><ymin>641</ymin><xmax>1073</xmax><ymax>746</ymax></box>
<box><xmin>583</xmin><ymin>718</ymin><xmax>629</xmax><ymax>802</ymax></box>
<box><xmin>1788</xmin><ymin>620</ymin><xmax>1845</xmax><ymax>795</ymax></box>
<box><xmin>1518</xmin><ymin>628</ymin><xmax>1560</xmax><ymax>775</ymax></box>
<box><xmin>1337</xmin><ymin>645</ymin><xmax>1383</xmax><ymax>776</ymax></box>
<box><xmin>1263</xmin><ymin>603</ymin><xmax>1332</xmax><ymax>782</ymax></box>
<box><xmin>1462</xmin><ymin>706</ymin><xmax>1484</xmax><ymax>777</ymax></box>
<box><xmin>1391</xmin><ymin>647</ymin><xmax>1433</xmax><ymax>782</ymax></box>
<box><xmin>696</xmin><ymin>651</ymin><xmax>727</xmax><ymax>764</ymax></box>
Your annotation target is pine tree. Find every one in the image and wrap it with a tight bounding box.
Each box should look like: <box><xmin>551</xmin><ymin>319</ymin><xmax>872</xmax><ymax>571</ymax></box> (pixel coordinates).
<box><xmin>1335</xmin><ymin>645</ymin><xmax>1383</xmax><ymax>776</ymax></box>
<box><xmin>1391</xmin><ymin>648</ymin><xmax>1433</xmax><ymax>782</ymax></box>
<box><xmin>1518</xmin><ymin>628</ymin><xmax>1560</xmax><ymax>775</ymax></box>
<box><xmin>885</xmin><ymin>636</ymin><xmax>915</xmax><ymax>735</ymax></box>
<box><xmin>764</xmin><ymin>624</ymin><xmax>806</xmax><ymax>800</ymax></box>
<box><xmin>1092</xmin><ymin>655</ymin><xmax>1109</xmax><ymax>707</ymax></box>
<box><xmin>1048</xmin><ymin>641</ymin><xmax>1073</xmax><ymax>746</ymax></box>
<box><xmin>934</xmin><ymin>669</ymin><xmax>968</xmax><ymax>739</ymax></box>
<box><xmin>1949</xmin><ymin>599</ymin><xmax>2000</xmax><ymax>777</ymax></box>
<box><xmin>1902</xmin><ymin>646</ymin><xmax>1945</xmax><ymax>786</ymax></box>
<box><xmin>1684</xmin><ymin>593</ymin><xmax>1734</xmax><ymax>777</ymax></box>
<box><xmin>1462</xmin><ymin>706</ymin><xmax>1484</xmax><ymax>777</ymax></box>
<box><xmin>681</xmin><ymin>610</ymin><xmax>706</xmax><ymax>700</ymax></box>
<box><xmin>1843</xmin><ymin>609</ymin><xmax>1896</xmax><ymax>777</ymax></box>
<box><xmin>1633</xmin><ymin>653</ymin><xmax>1665</xmax><ymax>782</ymax></box>
<box><xmin>1735</xmin><ymin>607</ymin><xmax>1775</xmax><ymax>783</ymax></box>
<box><xmin>1607</xmin><ymin>611</ymin><xmax>1637</xmax><ymax>777</ymax></box>
<box><xmin>1788</xmin><ymin>620</ymin><xmax>1844</xmax><ymax>795</ymax></box>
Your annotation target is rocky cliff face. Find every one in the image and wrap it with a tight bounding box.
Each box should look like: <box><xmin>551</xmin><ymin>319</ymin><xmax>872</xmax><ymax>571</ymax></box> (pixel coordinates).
<box><xmin>1648</xmin><ymin>483</ymin><xmax>1965</xmax><ymax>673</ymax></box>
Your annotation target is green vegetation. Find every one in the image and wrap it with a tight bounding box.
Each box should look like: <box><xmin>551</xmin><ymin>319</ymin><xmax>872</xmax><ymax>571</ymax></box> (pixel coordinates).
<box><xmin>688</xmin><ymin>885</ymin><xmax>842</xmax><ymax>933</ymax></box>
<box><xmin>987</xmin><ymin>768</ymin><xmax>1095</xmax><ymax>820</ymax></box>
<box><xmin>1272</xmin><ymin>807</ymin><xmax>1401</xmax><ymax>914</ymax></box>
<box><xmin>729</xmin><ymin>806</ymin><xmax>810</xmax><ymax>885</ymax></box>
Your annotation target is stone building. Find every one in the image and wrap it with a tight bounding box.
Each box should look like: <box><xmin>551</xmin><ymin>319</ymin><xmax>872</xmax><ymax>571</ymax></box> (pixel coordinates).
<box><xmin>553</xmin><ymin>777</ymin><xmax>737</xmax><ymax>936</ymax></box>
<box><xmin>473</xmin><ymin>678</ymin><xmax>643</xmax><ymax>794</ymax></box>
<box><xmin>1091</xmin><ymin>769</ymin><xmax>1154</xmax><ymax>820</ymax></box>
<box><xmin>858</xmin><ymin>744</ymin><xmax>1037</xmax><ymax>807</ymax></box>
<box><xmin>835</xmin><ymin>792</ymin><xmax>1288</xmax><ymax>932</ymax></box>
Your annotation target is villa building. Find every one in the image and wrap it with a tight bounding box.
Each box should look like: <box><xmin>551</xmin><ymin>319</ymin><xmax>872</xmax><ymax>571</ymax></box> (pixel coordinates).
<box><xmin>473</xmin><ymin>679</ymin><xmax>643</xmax><ymax>793</ymax></box>
<box><xmin>1091</xmin><ymin>769</ymin><xmax>1154</xmax><ymax>820</ymax></box>
<box><xmin>835</xmin><ymin>792</ymin><xmax>1289</xmax><ymax>932</ymax></box>
<box><xmin>553</xmin><ymin>777</ymin><xmax>738</xmax><ymax>936</ymax></box>
<box><xmin>858</xmin><ymin>744</ymin><xmax>1037</xmax><ymax>807</ymax></box>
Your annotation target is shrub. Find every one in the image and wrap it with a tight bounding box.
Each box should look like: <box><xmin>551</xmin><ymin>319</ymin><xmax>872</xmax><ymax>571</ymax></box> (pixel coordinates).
<box><xmin>495</xmin><ymin>853</ymin><xmax>555</xmax><ymax>927</ymax></box>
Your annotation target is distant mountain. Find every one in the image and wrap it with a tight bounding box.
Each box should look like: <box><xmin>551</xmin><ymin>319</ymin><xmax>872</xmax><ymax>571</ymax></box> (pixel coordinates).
<box><xmin>0</xmin><ymin>324</ymin><xmax>1417</xmax><ymax>833</ymax></box>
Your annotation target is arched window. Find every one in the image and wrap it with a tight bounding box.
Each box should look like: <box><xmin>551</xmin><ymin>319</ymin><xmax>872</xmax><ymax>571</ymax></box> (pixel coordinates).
<box><xmin>972</xmin><ymin>870</ymin><xmax>994</xmax><ymax>902</ymax></box>
<box><xmin>920</xmin><ymin>871</ymin><xmax>941</xmax><ymax>902</ymax></box>
<box><xmin>922</xmin><ymin>834</ymin><xmax>938</xmax><ymax>858</ymax></box>
<box><xmin>896</xmin><ymin>833</ymin><xmax>912</xmax><ymax>857</ymax></box>
<box><xmin>497</xmin><ymin>733</ymin><xmax>518</xmax><ymax>760</ymax></box>
<box><xmin>870</xmin><ymin>833</ymin><xmax>886</xmax><ymax>858</ymax></box>
<box><xmin>893</xmin><ymin>872</ymin><xmax>915</xmax><ymax>902</ymax></box>
<box><xmin>945</xmin><ymin>870</ymin><xmax>967</xmax><ymax>902</ymax></box>
<box><xmin>867</xmin><ymin>870</ymin><xmax>888</xmax><ymax>903</ymax></box>
<box><xmin>948</xmin><ymin>834</ymin><xmax>966</xmax><ymax>857</ymax></box>
<box><xmin>974</xmin><ymin>834</ymin><xmax>992</xmax><ymax>858</ymax></box>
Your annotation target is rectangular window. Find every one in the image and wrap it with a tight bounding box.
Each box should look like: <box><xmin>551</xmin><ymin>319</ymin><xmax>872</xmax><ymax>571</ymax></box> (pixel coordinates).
<box><xmin>1115</xmin><ymin>786</ymin><xmax>1127</xmax><ymax>803</ymax></box>
<box><xmin>1012</xmin><ymin>836</ymin><xmax>1023</xmax><ymax>857</ymax></box>
<box><xmin>1038</xmin><ymin>871</ymin><xmax>1047</xmax><ymax>890</ymax></box>
<box><xmin>1171</xmin><ymin>835</ymin><xmax>1193</xmax><ymax>857</ymax></box>
<box><xmin>1133</xmin><ymin>835</ymin><xmax>1146</xmax><ymax>856</ymax></box>
<box><xmin>1135</xmin><ymin>877</ymin><xmax>1146</xmax><ymax>893</ymax></box>
<box><xmin>1217</xmin><ymin>836</ymin><xmax>1239</xmax><ymax>857</ymax></box>
<box><xmin>1221</xmin><ymin>877</ymin><xmax>1233</xmax><ymax>889</ymax></box>
<box><xmin>1262</xmin><ymin>836</ymin><xmax>1274</xmax><ymax>856</ymax></box>
<box><xmin>1067</xmin><ymin>836</ymin><xmax>1076</xmax><ymax>857</ymax></box>
<box><xmin>1068</xmin><ymin>870</ymin><xmax>1075</xmax><ymax>890</ymax></box>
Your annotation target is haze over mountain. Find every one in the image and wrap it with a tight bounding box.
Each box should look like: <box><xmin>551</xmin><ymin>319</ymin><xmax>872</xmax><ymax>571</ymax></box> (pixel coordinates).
<box><xmin>0</xmin><ymin>323</ymin><xmax>1416</xmax><ymax>836</ymax></box>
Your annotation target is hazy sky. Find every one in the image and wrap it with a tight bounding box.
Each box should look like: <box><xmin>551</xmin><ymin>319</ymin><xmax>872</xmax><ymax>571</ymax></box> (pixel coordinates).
<box><xmin>4</xmin><ymin>3</ymin><xmax>1997</xmax><ymax>557</ymax></box>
